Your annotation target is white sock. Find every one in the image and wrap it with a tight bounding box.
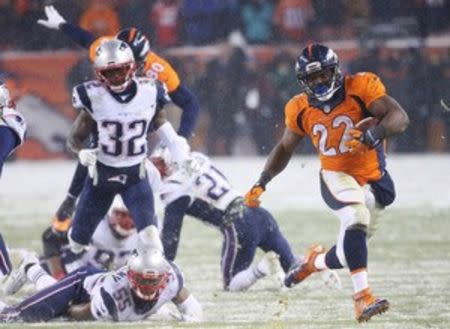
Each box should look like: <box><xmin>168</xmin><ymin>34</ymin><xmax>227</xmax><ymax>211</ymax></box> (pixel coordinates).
<box><xmin>351</xmin><ymin>270</ymin><xmax>369</xmax><ymax>293</ymax></box>
<box><xmin>27</xmin><ymin>264</ymin><xmax>57</xmax><ymax>290</ymax></box>
<box><xmin>228</xmin><ymin>267</ymin><xmax>261</xmax><ymax>291</ymax></box>
<box><xmin>314</xmin><ymin>253</ymin><xmax>328</xmax><ymax>270</ymax></box>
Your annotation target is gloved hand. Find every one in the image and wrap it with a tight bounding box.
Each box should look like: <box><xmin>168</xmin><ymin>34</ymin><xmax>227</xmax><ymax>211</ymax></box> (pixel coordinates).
<box><xmin>345</xmin><ymin>128</ymin><xmax>381</xmax><ymax>155</ymax></box>
<box><xmin>78</xmin><ymin>148</ymin><xmax>97</xmax><ymax>167</ymax></box>
<box><xmin>37</xmin><ymin>5</ymin><xmax>66</xmax><ymax>30</ymax></box>
<box><xmin>244</xmin><ymin>185</ymin><xmax>265</xmax><ymax>208</ymax></box>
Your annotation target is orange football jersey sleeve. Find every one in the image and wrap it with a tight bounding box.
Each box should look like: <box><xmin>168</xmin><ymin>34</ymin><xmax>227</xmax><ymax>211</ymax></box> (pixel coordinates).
<box><xmin>143</xmin><ymin>52</ymin><xmax>181</xmax><ymax>92</ymax></box>
<box><xmin>350</xmin><ymin>72</ymin><xmax>386</xmax><ymax>108</ymax></box>
<box><xmin>284</xmin><ymin>96</ymin><xmax>307</xmax><ymax>136</ymax></box>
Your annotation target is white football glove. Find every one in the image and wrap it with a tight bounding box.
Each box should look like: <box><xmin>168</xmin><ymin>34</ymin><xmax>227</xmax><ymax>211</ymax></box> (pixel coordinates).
<box><xmin>37</xmin><ymin>5</ymin><xmax>66</xmax><ymax>30</ymax></box>
<box><xmin>78</xmin><ymin>148</ymin><xmax>97</xmax><ymax>167</ymax></box>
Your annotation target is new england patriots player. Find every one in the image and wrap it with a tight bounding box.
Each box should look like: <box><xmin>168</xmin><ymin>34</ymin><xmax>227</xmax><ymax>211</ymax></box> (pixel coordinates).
<box><xmin>0</xmin><ymin>82</ymin><xmax>26</xmax><ymax>278</ymax></box>
<box><xmin>66</xmin><ymin>39</ymin><xmax>189</xmax><ymax>258</ymax></box>
<box><xmin>42</xmin><ymin>196</ymin><xmax>138</xmax><ymax>280</ymax></box>
<box><xmin>38</xmin><ymin>6</ymin><xmax>200</xmax><ymax>236</ymax></box>
<box><xmin>245</xmin><ymin>43</ymin><xmax>409</xmax><ymax>322</ymax></box>
<box><xmin>0</xmin><ymin>247</ymin><xmax>202</xmax><ymax>322</ymax></box>
<box><xmin>148</xmin><ymin>151</ymin><xmax>340</xmax><ymax>291</ymax></box>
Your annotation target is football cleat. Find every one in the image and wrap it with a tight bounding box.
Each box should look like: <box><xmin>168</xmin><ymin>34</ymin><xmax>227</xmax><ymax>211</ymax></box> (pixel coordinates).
<box><xmin>353</xmin><ymin>287</ymin><xmax>389</xmax><ymax>322</ymax></box>
<box><xmin>2</xmin><ymin>251</ymin><xmax>39</xmax><ymax>295</ymax></box>
<box><xmin>284</xmin><ymin>244</ymin><xmax>325</xmax><ymax>287</ymax></box>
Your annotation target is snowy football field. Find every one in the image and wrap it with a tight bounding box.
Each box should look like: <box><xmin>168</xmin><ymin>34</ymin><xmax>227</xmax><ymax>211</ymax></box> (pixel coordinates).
<box><xmin>0</xmin><ymin>155</ymin><xmax>449</xmax><ymax>329</ymax></box>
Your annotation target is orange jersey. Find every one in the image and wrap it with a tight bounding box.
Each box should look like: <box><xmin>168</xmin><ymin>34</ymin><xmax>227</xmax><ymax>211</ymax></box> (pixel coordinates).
<box><xmin>89</xmin><ymin>38</ymin><xmax>181</xmax><ymax>93</ymax></box>
<box><xmin>285</xmin><ymin>72</ymin><xmax>386</xmax><ymax>185</ymax></box>
<box><xmin>142</xmin><ymin>52</ymin><xmax>180</xmax><ymax>93</ymax></box>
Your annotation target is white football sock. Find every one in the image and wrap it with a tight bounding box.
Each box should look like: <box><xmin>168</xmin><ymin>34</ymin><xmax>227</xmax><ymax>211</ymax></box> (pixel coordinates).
<box><xmin>314</xmin><ymin>253</ymin><xmax>328</xmax><ymax>270</ymax></box>
<box><xmin>228</xmin><ymin>266</ymin><xmax>262</xmax><ymax>292</ymax></box>
<box><xmin>351</xmin><ymin>270</ymin><xmax>369</xmax><ymax>293</ymax></box>
<box><xmin>27</xmin><ymin>264</ymin><xmax>57</xmax><ymax>290</ymax></box>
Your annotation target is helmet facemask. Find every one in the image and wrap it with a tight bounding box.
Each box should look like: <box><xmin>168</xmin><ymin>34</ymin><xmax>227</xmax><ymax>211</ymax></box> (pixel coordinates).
<box><xmin>127</xmin><ymin>249</ymin><xmax>170</xmax><ymax>301</ymax></box>
<box><xmin>96</xmin><ymin>62</ymin><xmax>136</xmax><ymax>93</ymax></box>
<box><xmin>93</xmin><ymin>40</ymin><xmax>137</xmax><ymax>93</ymax></box>
<box><xmin>109</xmin><ymin>208</ymin><xmax>136</xmax><ymax>239</ymax></box>
<box><xmin>297</xmin><ymin>64</ymin><xmax>342</xmax><ymax>102</ymax></box>
<box><xmin>127</xmin><ymin>270</ymin><xmax>169</xmax><ymax>301</ymax></box>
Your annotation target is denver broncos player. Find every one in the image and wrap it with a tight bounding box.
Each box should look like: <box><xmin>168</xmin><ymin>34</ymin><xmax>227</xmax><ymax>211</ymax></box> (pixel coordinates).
<box><xmin>0</xmin><ymin>82</ymin><xmax>26</xmax><ymax>279</ymax></box>
<box><xmin>245</xmin><ymin>44</ymin><xmax>409</xmax><ymax>322</ymax></box>
<box><xmin>37</xmin><ymin>5</ymin><xmax>200</xmax><ymax>237</ymax></box>
<box><xmin>0</xmin><ymin>246</ymin><xmax>202</xmax><ymax>322</ymax></box>
<box><xmin>148</xmin><ymin>150</ymin><xmax>340</xmax><ymax>291</ymax></box>
<box><xmin>65</xmin><ymin>39</ymin><xmax>189</xmax><ymax>262</ymax></box>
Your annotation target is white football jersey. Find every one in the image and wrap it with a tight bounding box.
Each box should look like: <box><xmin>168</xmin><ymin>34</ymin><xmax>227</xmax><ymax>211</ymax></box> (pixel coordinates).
<box><xmin>72</xmin><ymin>78</ymin><xmax>167</xmax><ymax>167</ymax></box>
<box><xmin>0</xmin><ymin>106</ymin><xmax>26</xmax><ymax>152</ymax></box>
<box><xmin>153</xmin><ymin>152</ymin><xmax>240</xmax><ymax>210</ymax></box>
<box><xmin>85</xmin><ymin>262</ymin><xmax>184</xmax><ymax>321</ymax></box>
<box><xmin>65</xmin><ymin>218</ymin><xmax>138</xmax><ymax>273</ymax></box>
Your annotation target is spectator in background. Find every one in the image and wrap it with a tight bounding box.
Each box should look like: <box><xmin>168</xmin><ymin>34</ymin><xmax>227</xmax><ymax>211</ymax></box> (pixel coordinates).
<box><xmin>181</xmin><ymin>0</ymin><xmax>222</xmax><ymax>45</ymax></box>
<box><xmin>79</xmin><ymin>0</ymin><xmax>121</xmax><ymax>37</ymax></box>
<box><xmin>241</xmin><ymin>0</ymin><xmax>274</xmax><ymax>44</ymax></box>
<box><xmin>203</xmin><ymin>38</ymin><xmax>249</xmax><ymax>155</ymax></box>
<box><xmin>415</xmin><ymin>0</ymin><xmax>450</xmax><ymax>38</ymax></box>
<box><xmin>0</xmin><ymin>0</ymin><xmax>16</xmax><ymax>49</ymax></box>
<box><xmin>150</xmin><ymin>0</ymin><xmax>182</xmax><ymax>48</ymax></box>
<box><xmin>273</xmin><ymin>0</ymin><xmax>315</xmax><ymax>42</ymax></box>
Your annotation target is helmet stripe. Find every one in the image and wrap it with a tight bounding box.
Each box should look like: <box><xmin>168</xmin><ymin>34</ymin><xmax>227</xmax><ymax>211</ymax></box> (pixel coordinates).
<box><xmin>128</xmin><ymin>27</ymin><xmax>137</xmax><ymax>43</ymax></box>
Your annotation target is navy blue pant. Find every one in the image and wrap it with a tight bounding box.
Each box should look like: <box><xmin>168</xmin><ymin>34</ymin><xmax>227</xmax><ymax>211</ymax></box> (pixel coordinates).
<box><xmin>221</xmin><ymin>207</ymin><xmax>295</xmax><ymax>288</ymax></box>
<box><xmin>0</xmin><ymin>126</ymin><xmax>19</xmax><ymax>176</ymax></box>
<box><xmin>70</xmin><ymin>162</ymin><xmax>156</xmax><ymax>246</ymax></box>
<box><xmin>0</xmin><ymin>266</ymin><xmax>103</xmax><ymax>322</ymax></box>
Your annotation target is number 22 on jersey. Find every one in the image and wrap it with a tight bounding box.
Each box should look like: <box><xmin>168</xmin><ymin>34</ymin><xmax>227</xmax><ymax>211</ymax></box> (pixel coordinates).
<box><xmin>312</xmin><ymin>115</ymin><xmax>354</xmax><ymax>156</ymax></box>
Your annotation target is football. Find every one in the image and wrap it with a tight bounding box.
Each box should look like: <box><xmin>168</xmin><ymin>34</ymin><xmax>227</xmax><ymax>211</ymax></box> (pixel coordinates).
<box><xmin>354</xmin><ymin>117</ymin><xmax>379</xmax><ymax>132</ymax></box>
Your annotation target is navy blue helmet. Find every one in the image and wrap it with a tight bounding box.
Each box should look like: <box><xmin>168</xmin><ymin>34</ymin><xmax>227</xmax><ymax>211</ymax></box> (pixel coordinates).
<box><xmin>295</xmin><ymin>44</ymin><xmax>343</xmax><ymax>102</ymax></box>
<box><xmin>116</xmin><ymin>27</ymin><xmax>150</xmax><ymax>64</ymax></box>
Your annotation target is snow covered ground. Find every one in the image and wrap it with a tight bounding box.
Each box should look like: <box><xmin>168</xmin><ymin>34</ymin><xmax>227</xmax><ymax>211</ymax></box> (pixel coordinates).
<box><xmin>0</xmin><ymin>155</ymin><xmax>449</xmax><ymax>329</ymax></box>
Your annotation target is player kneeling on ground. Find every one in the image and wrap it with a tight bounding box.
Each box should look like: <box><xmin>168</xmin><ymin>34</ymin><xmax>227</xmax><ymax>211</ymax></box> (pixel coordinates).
<box><xmin>148</xmin><ymin>150</ymin><xmax>341</xmax><ymax>291</ymax></box>
<box><xmin>2</xmin><ymin>197</ymin><xmax>140</xmax><ymax>297</ymax></box>
<box><xmin>0</xmin><ymin>244</ymin><xmax>202</xmax><ymax>323</ymax></box>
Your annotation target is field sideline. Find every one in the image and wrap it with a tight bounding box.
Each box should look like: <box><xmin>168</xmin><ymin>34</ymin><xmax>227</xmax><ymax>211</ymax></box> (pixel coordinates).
<box><xmin>0</xmin><ymin>156</ymin><xmax>449</xmax><ymax>328</ymax></box>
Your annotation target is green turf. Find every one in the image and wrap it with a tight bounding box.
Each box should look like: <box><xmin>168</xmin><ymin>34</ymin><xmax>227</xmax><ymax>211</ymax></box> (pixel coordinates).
<box><xmin>0</xmin><ymin>208</ymin><xmax>449</xmax><ymax>329</ymax></box>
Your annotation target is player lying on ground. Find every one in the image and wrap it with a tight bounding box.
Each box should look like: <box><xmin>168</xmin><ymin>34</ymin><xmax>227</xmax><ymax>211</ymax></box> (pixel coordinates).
<box><xmin>148</xmin><ymin>150</ymin><xmax>341</xmax><ymax>291</ymax></box>
<box><xmin>2</xmin><ymin>196</ymin><xmax>140</xmax><ymax>296</ymax></box>
<box><xmin>245</xmin><ymin>43</ymin><xmax>409</xmax><ymax>322</ymax></box>
<box><xmin>0</xmin><ymin>241</ymin><xmax>202</xmax><ymax>322</ymax></box>
<box><xmin>65</xmin><ymin>39</ymin><xmax>191</xmax><ymax>260</ymax></box>
<box><xmin>38</xmin><ymin>5</ymin><xmax>200</xmax><ymax>236</ymax></box>
<box><xmin>0</xmin><ymin>82</ymin><xmax>27</xmax><ymax>278</ymax></box>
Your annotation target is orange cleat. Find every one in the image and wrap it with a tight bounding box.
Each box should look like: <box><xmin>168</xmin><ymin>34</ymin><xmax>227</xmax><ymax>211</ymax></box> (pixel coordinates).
<box><xmin>284</xmin><ymin>244</ymin><xmax>325</xmax><ymax>287</ymax></box>
<box><xmin>353</xmin><ymin>287</ymin><xmax>389</xmax><ymax>323</ymax></box>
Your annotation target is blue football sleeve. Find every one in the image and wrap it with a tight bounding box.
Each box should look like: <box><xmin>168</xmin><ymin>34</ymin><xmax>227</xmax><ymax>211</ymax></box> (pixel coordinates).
<box><xmin>168</xmin><ymin>83</ymin><xmax>199</xmax><ymax>138</ymax></box>
<box><xmin>60</xmin><ymin>23</ymin><xmax>96</xmax><ymax>49</ymax></box>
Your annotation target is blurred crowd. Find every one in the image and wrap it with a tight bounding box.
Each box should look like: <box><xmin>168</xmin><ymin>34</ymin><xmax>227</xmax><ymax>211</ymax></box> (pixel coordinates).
<box><xmin>0</xmin><ymin>0</ymin><xmax>449</xmax><ymax>155</ymax></box>
<box><xmin>0</xmin><ymin>0</ymin><xmax>449</xmax><ymax>49</ymax></box>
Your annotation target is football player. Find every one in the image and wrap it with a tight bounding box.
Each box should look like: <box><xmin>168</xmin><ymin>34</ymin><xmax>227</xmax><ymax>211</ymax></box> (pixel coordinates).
<box><xmin>2</xmin><ymin>196</ymin><xmax>140</xmax><ymax>298</ymax></box>
<box><xmin>65</xmin><ymin>39</ymin><xmax>189</xmax><ymax>261</ymax></box>
<box><xmin>0</xmin><ymin>82</ymin><xmax>27</xmax><ymax>278</ymax></box>
<box><xmin>245</xmin><ymin>43</ymin><xmax>409</xmax><ymax>322</ymax></box>
<box><xmin>37</xmin><ymin>5</ymin><xmax>200</xmax><ymax>237</ymax></box>
<box><xmin>148</xmin><ymin>150</ymin><xmax>340</xmax><ymax>291</ymax></box>
<box><xmin>0</xmin><ymin>246</ymin><xmax>202</xmax><ymax>322</ymax></box>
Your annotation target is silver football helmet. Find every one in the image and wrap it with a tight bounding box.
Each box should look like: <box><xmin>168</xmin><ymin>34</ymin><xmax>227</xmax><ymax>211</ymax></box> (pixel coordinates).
<box><xmin>127</xmin><ymin>248</ymin><xmax>170</xmax><ymax>301</ymax></box>
<box><xmin>93</xmin><ymin>39</ymin><xmax>136</xmax><ymax>93</ymax></box>
<box><xmin>0</xmin><ymin>82</ymin><xmax>11</xmax><ymax>109</ymax></box>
